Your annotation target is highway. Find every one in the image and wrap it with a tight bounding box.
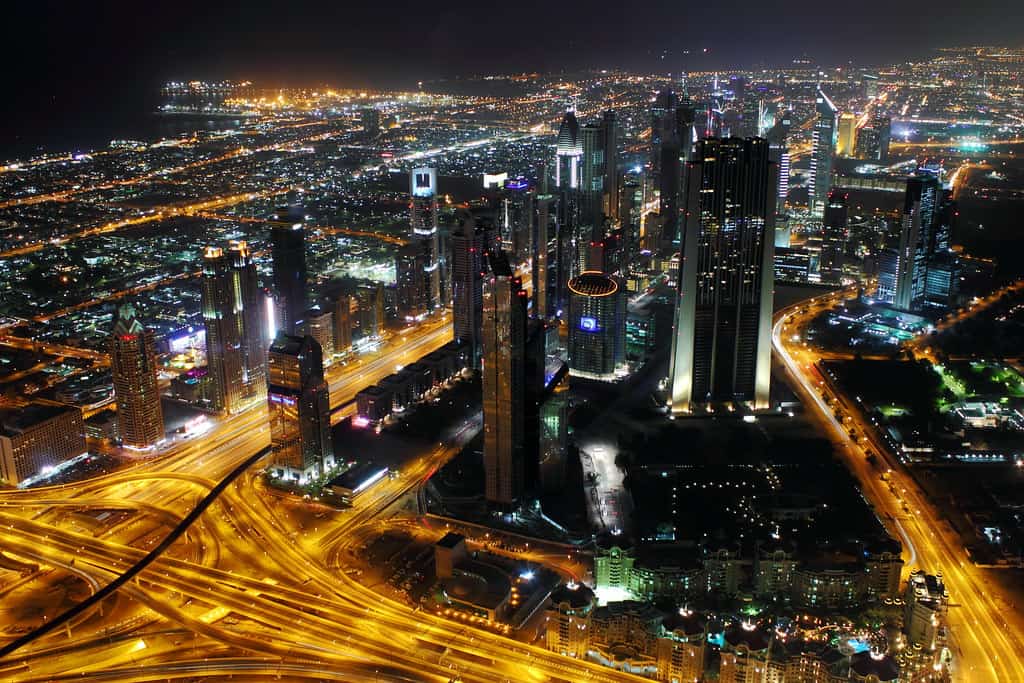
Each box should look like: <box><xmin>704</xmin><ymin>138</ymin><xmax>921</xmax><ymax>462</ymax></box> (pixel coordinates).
<box><xmin>773</xmin><ymin>287</ymin><xmax>1024</xmax><ymax>682</ymax></box>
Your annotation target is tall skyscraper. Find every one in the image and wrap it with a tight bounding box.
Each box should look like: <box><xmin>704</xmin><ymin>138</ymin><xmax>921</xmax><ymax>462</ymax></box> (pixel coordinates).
<box><xmin>836</xmin><ymin>112</ymin><xmax>857</xmax><ymax>157</ymax></box>
<box><xmin>808</xmin><ymin>88</ymin><xmax>837</xmax><ymax>214</ymax></box>
<box><xmin>395</xmin><ymin>241</ymin><xmax>430</xmax><ymax>321</ymax></box>
<box><xmin>410</xmin><ymin>167</ymin><xmax>441</xmax><ymax>309</ymax></box>
<box><xmin>333</xmin><ymin>293</ymin><xmax>353</xmax><ymax>354</ymax></box>
<box><xmin>669</xmin><ymin>138</ymin><xmax>776</xmax><ymax>413</ymax></box>
<box><xmin>110</xmin><ymin>302</ymin><xmax>164</xmax><ymax>449</ymax></box>
<box><xmin>580</xmin><ymin>122</ymin><xmax>605</xmax><ymax>233</ymax></box>
<box><xmin>356</xmin><ymin>283</ymin><xmax>385</xmax><ymax>339</ymax></box>
<box><xmin>297</xmin><ymin>307</ymin><xmax>335</xmax><ymax>365</ymax></box>
<box><xmin>201</xmin><ymin>243</ymin><xmax>267</xmax><ymax>414</ymax></box>
<box><xmin>482</xmin><ymin>252</ymin><xmax>527</xmax><ymax>510</ymax></box>
<box><xmin>271</xmin><ymin>207</ymin><xmax>308</xmax><ymax>335</ymax></box>
<box><xmin>651</xmin><ymin>90</ymin><xmax>683</xmax><ymax>249</ymax></box>
<box><xmin>854</xmin><ymin>114</ymin><xmax>891</xmax><ymax>162</ymax></box>
<box><xmin>567</xmin><ymin>272</ymin><xmax>626</xmax><ymax>381</ymax></box>
<box><xmin>534</xmin><ymin>189</ymin><xmax>556</xmax><ymax>319</ymax></box>
<box><xmin>894</xmin><ymin>175</ymin><xmax>940</xmax><ymax>311</ymax></box>
<box><xmin>602</xmin><ymin>109</ymin><xmax>620</xmax><ymax>225</ymax></box>
<box><xmin>267</xmin><ymin>333</ymin><xmax>333</xmax><ymax>483</ymax></box>
<box><xmin>451</xmin><ymin>212</ymin><xmax>485</xmax><ymax>364</ymax></box>
<box><xmin>933</xmin><ymin>189</ymin><xmax>956</xmax><ymax>255</ymax></box>
<box><xmin>820</xmin><ymin>189</ymin><xmax>849</xmax><ymax>284</ymax></box>
<box><xmin>555</xmin><ymin>109</ymin><xmax>583</xmax><ymax>315</ymax></box>
<box><xmin>499</xmin><ymin>178</ymin><xmax>534</xmax><ymax>267</ymax></box>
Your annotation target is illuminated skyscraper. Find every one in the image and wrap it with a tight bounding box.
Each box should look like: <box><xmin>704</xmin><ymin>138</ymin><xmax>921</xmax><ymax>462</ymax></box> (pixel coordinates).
<box><xmin>271</xmin><ymin>207</ymin><xmax>308</xmax><ymax>335</ymax></box>
<box><xmin>808</xmin><ymin>88</ymin><xmax>837</xmax><ymax>214</ymax></box>
<box><xmin>855</xmin><ymin>114</ymin><xmax>891</xmax><ymax>162</ymax></box>
<box><xmin>410</xmin><ymin>167</ymin><xmax>441</xmax><ymax>309</ymax></box>
<box><xmin>499</xmin><ymin>177</ymin><xmax>534</xmax><ymax>267</ymax></box>
<box><xmin>669</xmin><ymin>138</ymin><xmax>775</xmax><ymax>412</ymax></box>
<box><xmin>482</xmin><ymin>252</ymin><xmax>527</xmax><ymax>510</ymax></box>
<box><xmin>451</xmin><ymin>212</ymin><xmax>485</xmax><ymax>364</ymax></box>
<box><xmin>333</xmin><ymin>293</ymin><xmax>353</xmax><ymax>354</ymax></box>
<box><xmin>894</xmin><ymin>175</ymin><xmax>940</xmax><ymax>311</ymax></box>
<box><xmin>228</xmin><ymin>240</ymin><xmax>269</xmax><ymax>399</ymax></box>
<box><xmin>602</xmin><ymin>109</ymin><xmax>620</xmax><ymax>225</ymax></box>
<box><xmin>110</xmin><ymin>302</ymin><xmax>164</xmax><ymax>449</ymax></box>
<box><xmin>395</xmin><ymin>241</ymin><xmax>430</xmax><ymax>321</ymax></box>
<box><xmin>820</xmin><ymin>189</ymin><xmax>849</xmax><ymax>284</ymax></box>
<box><xmin>356</xmin><ymin>283</ymin><xmax>385</xmax><ymax>339</ymax></box>
<box><xmin>556</xmin><ymin>109</ymin><xmax>583</xmax><ymax>190</ymax></box>
<box><xmin>267</xmin><ymin>333</ymin><xmax>333</xmax><ymax>483</ymax></box>
<box><xmin>297</xmin><ymin>307</ymin><xmax>334</xmax><ymax>365</ymax></box>
<box><xmin>555</xmin><ymin>109</ymin><xmax>583</xmax><ymax>315</ymax></box>
<box><xmin>650</xmin><ymin>90</ymin><xmax>683</xmax><ymax>249</ymax></box>
<box><xmin>836</xmin><ymin>112</ymin><xmax>857</xmax><ymax>157</ymax></box>
<box><xmin>567</xmin><ymin>272</ymin><xmax>625</xmax><ymax>381</ymax></box>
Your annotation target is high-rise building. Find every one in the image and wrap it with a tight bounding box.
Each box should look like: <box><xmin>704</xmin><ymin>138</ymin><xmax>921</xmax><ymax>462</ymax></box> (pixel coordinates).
<box><xmin>499</xmin><ymin>178</ymin><xmax>534</xmax><ymax>267</ymax></box>
<box><xmin>297</xmin><ymin>307</ymin><xmax>334</xmax><ymax>365</ymax></box>
<box><xmin>580</xmin><ymin>122</ymin><xmax>606</xmax><ymax>232</ymax></box>
<box><xmin>854</xmin><ymin>114</ymin><xmax>891</xmax><ymax>163</ymax></box>
<box><xmin>808</xmin><ymin>89</ymin><xmax>837</xmax><ymax>214</ymax></box>
<box><xmin>333</xmin><ymin>294</ymin><xmax>353</xmax><ymax>354</ymax></box>
<box><xmin>271</xmin><ymin>207</ymin><xmax>308</xmax><ymax>335</ymax></box>
<box><xmin>267</xmin><ymin>333</ymin><xmax>333</xmax><ymax>483</ymax></box>
<box><xmin>567</xmin><ymin>272</ymin><xmax>626</xmax><ymax>381</ymax></box>
<box><xmin>410</xmin><ymin>167</ymin><xmax>441</xmax><ymax>309</ymax></box>
<box><xmin>395</xmin><ymin>241</ymin><xmax>430</xmax><ymax>321</ymax></box>
<box><xmin>201</xmin><ymin>243</ymin><xmax>267</xmax><ymax>414</ymax></box>
<box><xmin>669</xmin><ymin>138</ymin><xmax>775</xmax><ymax>413</ymax></box>
<box><xmin>110</xmin><ymin>302</ymin><xmax>164</xmax><ymax>449</ymax></box>
<box><xmin>894</xmin><ymin>175</ymin><xmax>940</xmax><ymax>311</ymax></box>
<box><xmin>451</xmin><ymin>211</ymin><xmax>485</xmax><ymax>364</ymax></box>
<box><xmin>555</xmin><ymin>109</ymin><xmax>583</xmax><ymax>315</ymax></box>
<box><xmin>0</xmin><ymin>403</ymin><xmax>86</xmax><ymax>486</ymax></box>
<box><xmin>924</xmin><ymin>252</ymin><xmax>961</xmax><ymax>309</ymax></box>
<box><xmin>361</xmin><ymin>107</ymin><xmax>381</xmax><ymax>139</ymax></box>
<box><xmin>820</xmin><ymin>189</ymin><xmax>849</xmax><ymax>284</ymax></box>
<box><xmin>356</xmin><ymin>283</ymin><xmax>385</xmax><ymax>339</ymax></box>
<box><xmin>836</xmin><ymin>112</ymin><xmax>857</xmax><ymax>157</ymax></box>
<box><xmin>932</xmin><ymin>189</ymin><xmax>956</xmax><ymax>255</ymax></box>
<box><xmin>602</xmin><ymin>109</ymin><xmax>620</xmax><ymax>225</ymax></box>
<box><xmin>651</xmin><ymin>90</ymin><xmax>683</xmax><ymax>249</ymax></box>
<box><xmin>876</xmin><ymin>248</ymin><xmax>900</xmax><ymax>304</ymax></box>
<box><xmin>534</xmin><ymin>189</ymin><xmax>556</xmax><ymax>319</ymax></box>
<box><xmin>481</xmin><ymin>252</ymin><xmax>527</xmax><ymax>510</ymax></box>
<box><xmin>766</xmin><ymin>111</ymin><xmax>792</xmax><ymax>203</ymax></box>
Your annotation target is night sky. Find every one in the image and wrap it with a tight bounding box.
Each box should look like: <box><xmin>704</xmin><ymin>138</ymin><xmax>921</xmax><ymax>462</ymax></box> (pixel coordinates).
<box><xmin>4</xmin><ymin>0</ymin><xmax>1021</xmax><ymax>155</ymax></box>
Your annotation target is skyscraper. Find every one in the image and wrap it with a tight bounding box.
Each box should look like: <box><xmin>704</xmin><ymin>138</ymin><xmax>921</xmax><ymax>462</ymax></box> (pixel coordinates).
<box><xmin>333</xmin><ymin>293</ymin><xmax>353</xmax><ymax>354</ymax></box>
<box><xmin>854</xmin><ymin>114</ymin><xmax>891</xmax><ymax>163</ymax></box>
<box><xmin>820</xmin><ymin>189</ymin><xmax>849</xmax><ymax>284</ymax></box>
<box><xmin>110</xmin><ymin>302</ymin><xmax>164</xmax><ymax>449</ymax></box>
<box><xmin>410</xmin><ymin>167</ymin><xmax>441</xmax><ymax>309</ymax></box>
<box><xmin>894</xmin><ymin>174</ymin><xmax>940</xmax><ymax>311</ymax></box>
<box><xmin>271</xmin><ymin>207</ymin><xmax>308</xmax><ymax>335</ymax></box>
<box><xmin>267</xmin><ymin>333</ymin><xmax>333</xmax><ymax>483</ymax></box>
<box><xmin>499</xmin><ymin>178</ymin><xmax>534</xmax><ymax>267</ymax></box>
<box><xmin>567</xmin><ymin>271</ymin><xmax>626</xmax><ymax>381</ymax></box>
<box><xmin>808</xmin><ymin>88</ymin><xmax>837</xmax><ymax>214</ymax></box>
<box><xmin>651</xmin><ymin>90</ymin><xmax>683</xmax><ymax>249</ymax></box>
<box><xmin>836</xmin><ymin>112</ymin><xmax>857</xmax><ymax>157</ymax></box>
<box><xmin>297</xmin><ymin>307</ymin><xmax>334</xmax><ymax>365</ymax></box>
<box><xmin>669</xmin><ymin>137</ymin><xmax>776</xmax><ymax>413</ymax></box>
<box><xmin>356</xmin><ymin>283</ymin><xmax>385</xmax><ymax>339</ymax></box>
<box><xmin>602</xmin><ymin>109</ymin><xmax>620</xmax><ymax>225</ymax></box>
<box><xmin>451</xmin><ymin>211</ymin><xmax>485</xmax><ymax>364</ymax></box>
<box><xmin>482</xmin><ymin>252</ymin><xmax>527</xmax><ymax>510</ymax></box>
<box><xmin>555</xmin><ymin>109</ymin><xmax>583</xmax><ymax>315</ymax></box>
<box><xmin>201</xmin><ymin>243</ymin><xmax>267</xmax><ymax>414</ymax></box>
<box><xmin>395</xmin><ymin>241</ymin><xmax>430</xmax><ymax>321</ymax></box>
<box><xmin>580</xmin><ymin>122</ymin><xmax>605</xmax><ymax>233</ymax></box>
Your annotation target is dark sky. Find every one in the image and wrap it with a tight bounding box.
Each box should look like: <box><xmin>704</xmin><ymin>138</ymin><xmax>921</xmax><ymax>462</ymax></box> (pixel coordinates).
<box><xmin>4</xmin><ymin>0</ymin><xmax>1021</xmax><ymax>154</ymax></box>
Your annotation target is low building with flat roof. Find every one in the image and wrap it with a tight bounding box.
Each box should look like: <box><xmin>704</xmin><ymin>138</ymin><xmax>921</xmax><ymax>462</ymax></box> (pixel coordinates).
<box><xmin>0</xmin><ymin>403</ymin><xmax>86</xmax><ymax>486</ymax></box>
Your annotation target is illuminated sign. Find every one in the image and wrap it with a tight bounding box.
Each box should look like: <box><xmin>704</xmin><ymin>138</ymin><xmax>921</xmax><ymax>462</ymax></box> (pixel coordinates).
<box><xmin>505</xmin><ymin>177</ymin><xmax>528</xmax><ymax>191</ymax></box>
<box><xmin>580</xmin><ymin>316</ymin><xmax>598</xmax><ymax>332</ymax></box>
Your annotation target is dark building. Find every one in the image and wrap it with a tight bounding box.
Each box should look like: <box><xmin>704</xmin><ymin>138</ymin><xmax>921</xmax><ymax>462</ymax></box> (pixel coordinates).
<box><xmin>271</xmin><ymin>206</ymin><xmax>308</xmax><ymax>335</ymax></box>
<box><xmin>669</xmin><ymin>137</ymin><xmax>776</xmax><ymax>412</ymax></box>
<box><xmin>854</xmin><ymin>114</ymin><xmax>891</xmax><ymax>162</ymax></box>
<box><xmin>601</xmin><ymin>109</ymin><xmax>620</xmax><ymax>225</ymax></box>
<box><xmin>395</xmin><ymin>241</ymin><xmax>431</xmax><ymax>322</ymax></box>
<box><xmin>110</xmin><ymin>302</ymin><xmax>164</xmax><ymax>449</ymax></box>
<box><xmin>894</xmin><ymin>174</ymin><xmax>940</xmax><ymax>311</ymax></box>
<box><xmin>481</xmin><ymin>252</ymin><xmax>528</xmax><ymax>510</ymax></box>
<box><xmin>333</xmin><ymin>293</ymin><xmax>353</xmax><ymax>354</ymax></box>
<box><xmin>451</xmin><ymin>212</ymin><xmax>485</xmax><ymax>365</ymax></box>
<box><xmin>356</xmin><ymin>283</ymin><xmax>385</xmax><ymax>339</ymax></box>
<box><xmin>267</xmin><ymin>333</ymin><xmax>333</xmax><ymax>483</ymax></box>
<box><xmin>820</xmin><ymin>189</ymin><xmax>849</xmax><ymax>284</ymax></box>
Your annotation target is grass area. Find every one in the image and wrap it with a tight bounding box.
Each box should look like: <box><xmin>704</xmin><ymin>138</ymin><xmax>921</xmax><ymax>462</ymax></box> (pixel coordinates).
<box><xmin>878</xmin><ymin>404</ymin><xmax>910</xmax><ymax>418</ymax></box>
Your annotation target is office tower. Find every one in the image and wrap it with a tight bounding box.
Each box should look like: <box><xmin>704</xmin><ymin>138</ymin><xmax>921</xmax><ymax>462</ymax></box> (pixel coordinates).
<box><xmin>267</xmin><ymin>333</ymin><xmax>333</xmax><ymax>483</ymax></box>
<box><xmin>201</xmin><ymin>243</ymin><xmax>267</xmax><ymax>414</ymax></box>
<box><xmin>766</xmin><ymin>112</ymin><xmax>791</xmax><ymax>204</ymax></box>
<box><xmin>862</xmin><ymin>73</ymin><xmax>880</xmax><ymax>99</ymax></box>
<box><xmin>481</xmin><ymin>252</ymin><xmax>527</xmax><ymax>510</ymax></box>
<box><xmin>228</xmin><ymin>240</ymin><xmax>269</xmax><ymax>400</ymax></box>
<box><xmin>523</xmin><ymin>319</ymin><xmax>546</xmax><ymax>496</ymax></box>
<box><xmin>555</xmin><ymin>109</ymin><xmax>583</xmax><ymax>315</ymax></box>
<box><xmin>876</xmin><ymin>248</ymin><xmax>900</xmax><ymax>304</ymax></box>
<box><xmin>297</xmin><ymin>307</ymin><xmax>334</xmax><ymax>364</ymax></box>
<box><xmin>855</xmin><ymin>114</ymin><xmax>891</xmax><ymax>163</ymax></box>
<box><xmin>820</xmin><ymin>189</ymin><xmax>849</xmax><ymax>284</ymax></box>
<box><xmin>410</xmin><ymin>166</ymin><xmax>441</xmax><ymax>309</ymax></box>
<box><xmin>450</xmin><ymin>212</ymin><xmax>485</xmax><ymax>364</ymax></box>
<box><xmin>649</xmin><ymin>90</ymin><xmax>677</xmax><ymax>175</ymax></box>
<box><xmin>933</xmin><ymin>189</ymin><xmax>956</xmax><ymax>255</ymax></box>
<box><xmin>0</xmin><ymin>403</ymin><xmax>85</xmax><ymax>486</ymax></box>
<box><xmin>354</xmin><ymin>283</ymin><xmax>384</xmax><ymax>339</ymax></box>
<box><xmin>924</xmin><ymin>252</ymin><xmax>961</xmax><ymax>309</ymax></box>
<box><xmin>395</xmin><ymin>241</ymin><xmax>430</xmax><ymax>321</ymax></box>
<box><xmin>602</xmin><ymin>109</ymin><xmax>620</xmax><ymax>225</ymax></box>
<box><xmin>651</xmin><ymin>90</ymin><xmax>683</xmax><ymax>249</ymax></box>
<box><xmin>894</xmin><ymin>174</ymin><xmax>940</xmax><ymax>311</ymax></box>
<box><xmin>333</xmin><ymin>294</ymin><xmax>353</xmax><ymax>354</ymax></box>
<box><xmin>499</xmin><ymin>178</ymin><xmax>534</xmax><ymax>267</ymax></box>
<box><xmin>361</xmin><ymin>107</ymin><xmax>380</xmax><ymax>139</ymax></box>
<box><xmin>534</xmin><ymin>190</ymin><xmax>556</xmax><ymax>319</ymax></box>
<box><xmin>271</xmin><ymin>207</ymin><xmax>308</xmax><ymax>334</ymax></box>
<box><xmin>580</xmin><ymin>123</ymin><xmax>606</xmax><ymax>233</ymax></box>
<box><xmin>110</xmin><ymin>302</ymin><xmax>164</xmax><ymax>449</ymax></box>
<box><xmin>669</xmin><ymin>138</ymin><xmax>776</xmax><ymax>413</ymax></box>
<box><xmin>808</xmin><ymin>88</ymin><xmax>837</xmax><ymax>214</ymax></box>
<box><xmin>836</xmin><ymin>112</ymin><xmax>857</xmax><ymax>157</ymax></box>
<box><xmin>567</xmin><ymin>271</ymin><xmax>626</xmax><ymax>381</ymax></box>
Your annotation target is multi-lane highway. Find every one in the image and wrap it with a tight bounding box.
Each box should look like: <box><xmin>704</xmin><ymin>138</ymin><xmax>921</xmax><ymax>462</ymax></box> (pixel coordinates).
<box><xmin>773</xmin><ymin>288</ymin><xmax>1024</xmax><ymax>682</ymax></box>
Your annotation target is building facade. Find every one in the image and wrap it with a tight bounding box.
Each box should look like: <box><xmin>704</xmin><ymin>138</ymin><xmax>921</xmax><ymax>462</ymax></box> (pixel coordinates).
<box><xmin>110</xmin><ymin>302</ymin><xmax>164</xmax><ymax>449</ymax></box>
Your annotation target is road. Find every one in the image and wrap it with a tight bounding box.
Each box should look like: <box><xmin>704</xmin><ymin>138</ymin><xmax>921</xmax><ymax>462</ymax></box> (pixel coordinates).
<box><xmin>773</xmin><ymin>287</ymin><xmax>1024</xmax><ymax>682</ymax></box>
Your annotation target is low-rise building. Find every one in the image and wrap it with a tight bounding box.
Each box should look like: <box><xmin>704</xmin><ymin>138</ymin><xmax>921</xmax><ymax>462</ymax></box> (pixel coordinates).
<box><xmin>0</xmin><ymin>403</ymin><xmax>86</xmax><ymax>485</ymax></box>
